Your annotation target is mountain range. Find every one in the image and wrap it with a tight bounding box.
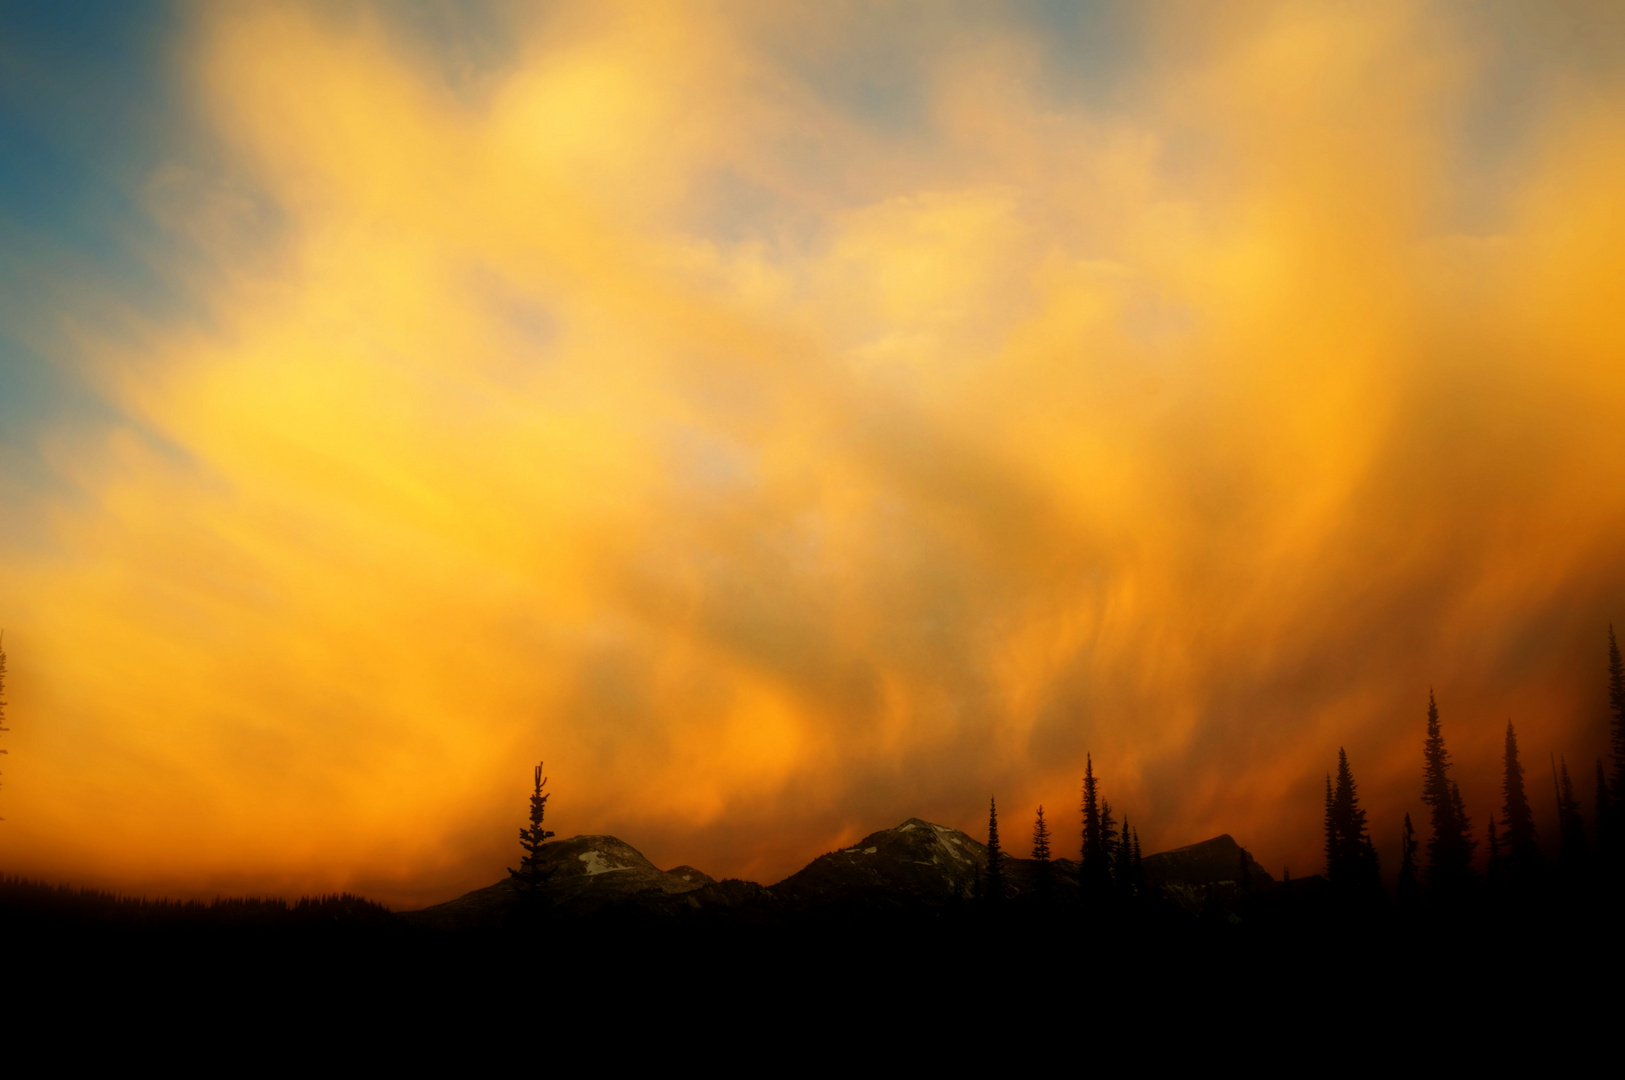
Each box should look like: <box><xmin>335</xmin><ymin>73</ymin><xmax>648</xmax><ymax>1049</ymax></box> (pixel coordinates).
<box><xmin>404</xmin><ymin>818</ymin><xmax>1279</xmax><ymax>927</ymax></box>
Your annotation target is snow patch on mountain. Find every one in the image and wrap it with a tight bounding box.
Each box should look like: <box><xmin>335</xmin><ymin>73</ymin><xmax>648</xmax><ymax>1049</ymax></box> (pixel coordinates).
<box><xmin>578</xmin><ymin>850</ymin><xmax>632</xmax><ymax>876</ymax></box>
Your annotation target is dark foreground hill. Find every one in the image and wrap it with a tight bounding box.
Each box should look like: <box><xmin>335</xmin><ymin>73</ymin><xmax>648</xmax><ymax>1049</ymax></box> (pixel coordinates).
<box><xmin>5</xmin><ymin>825</ymin><xmax>1616</xmax><ymax>1044</ymax></box>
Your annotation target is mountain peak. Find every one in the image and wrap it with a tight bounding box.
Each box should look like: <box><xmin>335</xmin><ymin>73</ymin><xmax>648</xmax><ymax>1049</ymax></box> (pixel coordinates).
<box><xmin>768</xmin><ymin>818</ymin><xmax>990</xmax><ymax>909</ymax></box>
<box><xmin>663</xmin><ymin>865</ymin><xmax>716</xmax><ymax>886</ymax></box>
<box><xmin>405</xmin><ymin>833</ymin><xmax>716</xmax><ymax>926</ymax></box>
<box><xmin>1141</xmin><ymin>833</ymin><xmax>1276</xmax><ymax>888</ymax></box>
<box><xmin>408</xmin><ymin>818</ymin><xmax>1273</xmax><ymax>927</ymax></box>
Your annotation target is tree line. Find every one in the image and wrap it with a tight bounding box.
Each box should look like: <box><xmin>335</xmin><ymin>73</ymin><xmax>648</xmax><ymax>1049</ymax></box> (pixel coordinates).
<box><xmin>981</xmin><ymin>752</ymin><xmax>1146</xmax><ymax>904</ymax></box>
<box><xmin>1322</xmin><ymin>626</ymin><xmax>1625</xmax><ymax>904</ymax></box>
<box><xmin>974</xmin><ymin>625</ymin><xmax>1625</xmax><ymax>914</ymax></box>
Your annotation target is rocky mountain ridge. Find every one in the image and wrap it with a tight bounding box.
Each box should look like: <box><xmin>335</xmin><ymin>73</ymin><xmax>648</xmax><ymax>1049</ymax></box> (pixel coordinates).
<box><xmin>405</xmin><ymin>817</ymin><xmax>1273</xmax><ymax>927</ymax></box>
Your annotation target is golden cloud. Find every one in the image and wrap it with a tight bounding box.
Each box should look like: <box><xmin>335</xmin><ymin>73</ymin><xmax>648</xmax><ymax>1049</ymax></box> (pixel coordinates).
<box><xmin>3</xmin><ymin>1</ymin><xmax>1624</xmax><ymax>902</ymax></box>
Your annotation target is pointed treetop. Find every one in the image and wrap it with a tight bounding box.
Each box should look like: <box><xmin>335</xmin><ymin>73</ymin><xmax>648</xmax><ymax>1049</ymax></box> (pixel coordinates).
<box><xmin>985</xmin><ymin>795</ymin><xmax>1007</xmax><ymax>902</ymax></box>
<box><xmin>1327</xmin><ymin>748</ymin><xmax>1377</xmax><ymax>890</ymax></box>
<box><xmin>1080</xmin><ymin>752</ymin><xmax>1110</xmax><ymax>893</ymax></box>
<box><xmin>1422</xmin><ymin>695</ymin><xmax>1475</xmax><ymax>894</ymax></box>
<box><xmin>509</xmin><ymin>760</ymin><xmax>557</xmax><ymax>893</ymax></box>
<box><xmin>1031</xmin><ymin>804</ymin><xmax>1052</xmax><ymax>863</ymax></box>
<box><xmin>1500</xmin><ymin>721</ymin><xmax>1540</xmax><ymax>876</ymax></box>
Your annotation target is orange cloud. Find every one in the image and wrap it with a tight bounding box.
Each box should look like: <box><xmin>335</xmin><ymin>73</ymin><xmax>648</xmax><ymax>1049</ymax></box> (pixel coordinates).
<box><xmin>3</xmin><ymin>1</ymin><xmax>1625</xmax><ymax>903</ymax></box>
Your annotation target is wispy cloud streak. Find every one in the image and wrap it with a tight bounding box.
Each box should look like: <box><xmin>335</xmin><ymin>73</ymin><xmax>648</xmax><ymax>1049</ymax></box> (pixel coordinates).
<box><xmin>2</xmin><ymin>2</ymin><xmax>1624</xmax><ymax>901</ymax></box>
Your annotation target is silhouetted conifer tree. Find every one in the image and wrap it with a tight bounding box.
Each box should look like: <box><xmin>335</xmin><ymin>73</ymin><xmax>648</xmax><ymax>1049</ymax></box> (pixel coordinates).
<box><xmin>509</xmin><ymin>762</ymin><xmax>556</xmax><ymax>897</ymax></box>
<box><xmin>1031</xmin><ymin>804</ymin><xmax>1052</xmax><ymax>894</ymax></box>
<box><xmin>1116</xmin><ymin>815</ymin><xmax>1135</xmax><ymax>895</ymax></box>
<box><xmin>985</xmin><ymin>796</ymin><xmax>1006</xmax><ymax>902</ymax></box>
<box><xmin>1555</xmin><ymin>755</ymin><xmax>1589</xmax><ymax>875</ymax></box>
<box><xmin>1422</xmin><ymin>692</ymin><xmax>1476</xmax><ymax>894</ymax></box>
<box><xmin>1324</xmin><ymin>749</ymin><xmax>1379</xmax><ymax>895</ymax></box>
<box><xmin>1080</xmin><ymin>754</ymin><xmax>1110</xmax><ymax>896</ymax></box>
<box><xmin>1131</xmin><ymin>828</ymin><xmax>1143</xmax><ymax>893</ymax></box>
<box><xmin>1500</xmin><ymin>723</ymin><xmax>1540</xmax><ymax>881</ymax></box>
<box><xmin>1397</xmin><ymin>813</ymin><xmax>1420</xmax><ymax>906</ymax></box>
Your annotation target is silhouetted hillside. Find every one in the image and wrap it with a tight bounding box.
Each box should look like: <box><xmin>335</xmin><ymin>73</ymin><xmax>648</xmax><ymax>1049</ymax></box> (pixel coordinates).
<box><xmin>0</xmin><ymin>875</ymin><xmax>394</xmax><ymax>928</ymax></box>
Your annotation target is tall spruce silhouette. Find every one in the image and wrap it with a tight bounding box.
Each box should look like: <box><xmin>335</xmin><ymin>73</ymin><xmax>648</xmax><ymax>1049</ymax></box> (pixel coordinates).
<box><xmin>1421</xmin><ymin>692</ymin><xmax>1477</xmax><ymax>894</ymax></box>
<box><xmin>1500</xmin><ymin>723</ymin><xmax>1540</xmax><ymax>880</ymax></box>
<box><xmin>1116</xmin><ymin>814</ymin><xmax>1135</xmax><ymax>895</ymax></box>
<box><xmin>509</xmin><ymin>762</ymin><xmax>556</xmax><ymax>897</ymax></box>
<box><xmin>1031</xmin><ymin>805</ymin><xmax>1053</xmax><ymax>894</ymax></box>
<box><xmin>1552</xmin><ymin>755</ymin><xmax>1588</xmax><ymax>874</ymax></box>
<box><xmin>1080</xmin><ymin>754</ymin><xmax>1110</xmax><ymax>896</ymax></box>
<box><xmin>1325</xmin><ymin>748</ymin><xmax>1379</xmax><ymax>893</ymax></box>
<box><xmin>1397</xmin><ymin>813</ymin><xmax>1420</xmax><ymax>906</ymax></box>
<box><xmin>985</xmin><ymin>797</ymin><xmax>1006</xmax><ymax>903</ymax></box>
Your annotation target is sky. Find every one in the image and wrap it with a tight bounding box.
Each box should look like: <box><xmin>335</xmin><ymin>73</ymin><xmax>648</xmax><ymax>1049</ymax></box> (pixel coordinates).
<box><xmin>2</xmin><ymin>0</ymin><xmax>1624</xmax><ymax>907</ymax></box>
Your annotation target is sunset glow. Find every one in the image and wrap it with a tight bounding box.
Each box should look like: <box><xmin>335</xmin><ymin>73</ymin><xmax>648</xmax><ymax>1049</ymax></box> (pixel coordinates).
<box><xmin>3</xmin><ymin>1</ymin><xmax>1624</xmax><ymax>907</ymax></box>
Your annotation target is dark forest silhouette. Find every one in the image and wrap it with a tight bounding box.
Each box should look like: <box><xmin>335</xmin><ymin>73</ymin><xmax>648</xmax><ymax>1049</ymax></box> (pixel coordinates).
<box><xmin>449</xmin><ymin>623</ymin><xmax>1625</xmax><ymax>950</ymax></box>
<box><xmin>6</xmin><ymin>626</ymin><xmax>1625</xmax><ymax>1018</ymax></box>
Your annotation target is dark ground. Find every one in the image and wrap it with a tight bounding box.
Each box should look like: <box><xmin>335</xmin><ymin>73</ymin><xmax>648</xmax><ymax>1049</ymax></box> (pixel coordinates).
<box><xmin>3</xmin><ymin>875</ymin><xmax>1615</xmax><ymax>1062</ymax></box>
